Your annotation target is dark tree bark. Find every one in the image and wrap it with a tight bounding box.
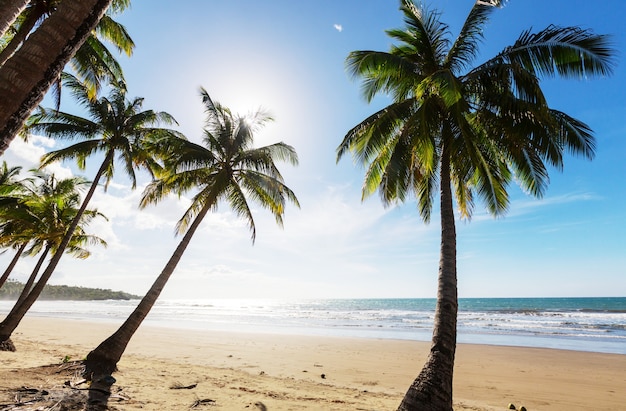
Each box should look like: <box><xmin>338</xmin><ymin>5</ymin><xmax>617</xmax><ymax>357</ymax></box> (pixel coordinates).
<box><xmin>0</xmin><ymin>5</ymin><xmax>46</xmax><ymax>67</ymax></box>
<box><xmin>0</xmin><ymin>0</ymin><xmax>29</xmax><ymax>38</ymax></box>
<box><xmin>398</xmin><ymin>148</ymin><xmax>458</xmax><ymax>411</ymax></box>
<box><xmin>0</xmin><ymin>245</ymin><xmax>50</xmax><ymax>351</ymax></box>
<box><xmin>0</xmin><ymin>155</ymin><xmax>110</xmax><ymax>350</ymax></box>
<box><xmin>0</xmin><ymin>0</ymin><xmax>113</xmax><ymax>155</ymax></box>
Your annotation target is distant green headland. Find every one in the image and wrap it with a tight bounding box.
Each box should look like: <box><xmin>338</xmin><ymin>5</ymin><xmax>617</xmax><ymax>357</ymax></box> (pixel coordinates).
<box><xmin>0</xmin><ymin>280</ymin><xmax>140</xmax><ymax>301</ymax></box>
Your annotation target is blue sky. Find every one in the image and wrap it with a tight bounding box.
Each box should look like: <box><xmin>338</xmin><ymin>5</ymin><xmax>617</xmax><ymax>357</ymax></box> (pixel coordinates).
<box><xmin>3</xmin><ymin>0</ymin><xmax>625</xmax><ymax>299</ymax></box>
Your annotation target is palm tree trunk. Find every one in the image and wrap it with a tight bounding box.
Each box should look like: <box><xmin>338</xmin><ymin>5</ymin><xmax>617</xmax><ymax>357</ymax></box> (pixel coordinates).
<box><xmin>398</xmin><ymin>149</ymin><xmax>458</xmax><ymax>411</ymax></box>
<box><xmin>83</xmin><ymin>203</ymin><xmax>212</xmax><ymax>410</ymax></box>
<box><xmin>0</xmin><ymin>242</ymin><xmax>27</xmax><ymax>289</ymax></box>
<box><xmin>0</xmin><ymin>154</ymin><xmax>111</xmax><ymax>351</ymax></box>
<box><xmin>0</xmin><ymin>0</ymin><xmax>29</xmax><ymax>39</ymax></box>
<box><xmin>14</xmin><ymin>245</ymin><xmax>50</xmax><ymax>308</ymax></box>
<box><xmin>0</xmin><ymin>8</ymin><xmax>45</xmax><ymax>67</ymax></box>
<box><xmin>0</xmin><ymin>0</ymin><xmax>113</xmax><ymax>155</ymax></box>
<box><xmin>0</xmin><ymin>245</ymin><xmax>49</xmax><ymax>351</ymax></box>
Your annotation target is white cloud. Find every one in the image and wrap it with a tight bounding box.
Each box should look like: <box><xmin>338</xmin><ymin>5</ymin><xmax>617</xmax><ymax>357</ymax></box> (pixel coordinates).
<box><xmin>333</xmin><ymin>23</ymin><xmax>343</xmax><ymax>32</ymax></box>
<box><xmin>3</xmin><ymin>135</ymin><xmax>74</xmax><ymax>180</ymax></box>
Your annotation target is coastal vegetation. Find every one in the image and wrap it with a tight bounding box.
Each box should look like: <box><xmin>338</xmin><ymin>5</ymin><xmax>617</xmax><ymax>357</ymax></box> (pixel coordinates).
<box><xmin>0</xmin><ymin>169</ymin><xmax>107</xmax><ymax>350</ymax></box>
<box><xmin>0</xmin><ymin>0</ymin><xmax>615</xmax><ymax>410</ymax></box>
<box><xmin>0</xmin><ymin>279</ymin><xmax>139</xmax><ymax>300</ymax></box>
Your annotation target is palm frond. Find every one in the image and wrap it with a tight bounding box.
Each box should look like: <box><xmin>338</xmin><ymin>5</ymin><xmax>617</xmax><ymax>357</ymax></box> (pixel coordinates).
<box><xmin>71</xmin><ymin>35</ymin><xmax>126</xmax><ymax>98</ymax></box>
<box><xmin>445</xmin><ymin>0</ymin><xmax>503</xmax><ymax>73</ymax></box>
<box><xmin>346</xmin><ymin>50</ymin><xmax>420</xmax><ymax>102</ymax></box>
<box><xmin>95</xmin><ymin>14</ymin><xmax>134</xmax><ymax>56</ymax></box>
<box><xmin>501</xmin><ymin>25</ymin><xmax>614</xmax><ymax>78</ymax></box>
<box><xmin>394</xmin><ymin>1</ymin><xmax>449</xmax><ymax>70</ymax></box>
<box><xmin>40</xmin><ymin>140</ymin><xmax>102</xmax><ymax>169</ymax></box>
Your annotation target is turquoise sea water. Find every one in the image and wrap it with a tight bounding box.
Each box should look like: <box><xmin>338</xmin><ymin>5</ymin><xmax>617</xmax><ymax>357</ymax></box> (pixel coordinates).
<box><xmin>1</xmin><ymin>297</ymin><xmax>624</xmax><ymax>354</ymax></box>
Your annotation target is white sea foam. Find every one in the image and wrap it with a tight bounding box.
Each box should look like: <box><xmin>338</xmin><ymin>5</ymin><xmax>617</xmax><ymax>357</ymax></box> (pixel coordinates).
<box><xmin>1</xmin><ymin>297</ymin><xmax>624</xmax><ymax>354</ymax></box>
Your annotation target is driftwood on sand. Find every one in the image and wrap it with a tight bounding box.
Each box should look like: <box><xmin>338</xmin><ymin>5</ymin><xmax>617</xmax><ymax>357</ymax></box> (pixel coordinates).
<box><xmin>0</xmin><ymin>361</ymin><xmax>128</xmax><ymax>410</ymax></box>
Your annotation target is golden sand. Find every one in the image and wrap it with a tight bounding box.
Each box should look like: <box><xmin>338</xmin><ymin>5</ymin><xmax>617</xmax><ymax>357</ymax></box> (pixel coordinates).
<box><xmin>1</xmin><ymin>317</ymin><xmax>624</xmax><ymax>410</ymax></box>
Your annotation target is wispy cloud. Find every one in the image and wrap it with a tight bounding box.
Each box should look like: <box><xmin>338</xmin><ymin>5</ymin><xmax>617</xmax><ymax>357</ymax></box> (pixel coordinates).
<box><xmin>464</xmin><ymin>191</ymin><xmax>601</xmax><ymax>223</ymax></box>
<box><xmin>333</xmin><ymin>23</ymin><xmax>343</xmax><ymax>32</ymax></box>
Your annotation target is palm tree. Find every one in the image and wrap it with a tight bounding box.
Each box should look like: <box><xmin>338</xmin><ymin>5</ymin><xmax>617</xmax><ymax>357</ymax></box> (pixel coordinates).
<box><xmin>336</xmin><ymin>1</ymin><xmax>614</xmax><ymax>409</ymax></box>
<box><xmin>0</xmin><ymin>0</ymin><xmax>113</xmax><ymax>154</ymax></box>
<box><xmin>0</xmin><ymin>78</ymin><xmax>182</xmax><ymax>352</ymax></box>
<box><xmin>8</xmin><ymin>172</ymin><xmax>105</xmax><ymax>305</ymax></box>
<box><xmin>82</xmin><ymin>89</ymin><xmax>300</xmax><ymax>410</ymax></box>
<box><xmin>0</xmin><ymin>170</ymin><xmax>106</xmax><ymax>351</ymax></box>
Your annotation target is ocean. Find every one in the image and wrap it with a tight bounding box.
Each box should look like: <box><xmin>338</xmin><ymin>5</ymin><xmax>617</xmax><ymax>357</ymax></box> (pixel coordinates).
<box><xmin>1</xmin><ymin>297</ymin><xmax>625</xmax><ymax>354</ymax></box>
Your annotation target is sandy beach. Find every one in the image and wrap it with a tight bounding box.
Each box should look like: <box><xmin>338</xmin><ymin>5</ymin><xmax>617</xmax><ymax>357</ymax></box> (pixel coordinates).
<box><xmin>1</xmin><ymin>317</ymin><xmax>625</xmax><ymax>410</ymax></box>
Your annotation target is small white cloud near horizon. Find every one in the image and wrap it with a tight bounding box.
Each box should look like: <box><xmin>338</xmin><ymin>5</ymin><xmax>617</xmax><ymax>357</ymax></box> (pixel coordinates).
<box><xmin>333</xmin><ymin>23</ymin><xmax>343</xmax><ymax>32</ymax></box>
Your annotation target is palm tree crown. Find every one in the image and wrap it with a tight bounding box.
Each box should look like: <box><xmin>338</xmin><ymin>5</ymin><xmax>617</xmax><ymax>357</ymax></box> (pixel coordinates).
<box><xmin>0</xmin><ymin>79</ymin><xmax>181</xmax><ymax>352</ymax></box>
<box><xmin>16</xmin><ymin>171</ymin><xmax>106</xmax><ymax>259</ymax></box>
<box><xmin>144</xmin><ymin>87</ymin><xmax>300</xmax><ymax>242</ymax></box>
<box><xmin>338</xmin><ymin>0</ymin><xmax>613</xmax><ymax>221</ymax></box>
<box><xmin>27</xmin><ymin>74</ymin><xmax>183</xmax><ymax>190</ymax></box>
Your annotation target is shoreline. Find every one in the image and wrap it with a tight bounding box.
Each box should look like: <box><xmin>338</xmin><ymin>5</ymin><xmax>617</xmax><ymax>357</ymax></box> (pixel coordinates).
<box><xmin>1</xmin><ymin>317</ymin><xmax>625</xmax><ymax>410</ymax></box>
<box><xmin>3</xmin><ymin>298</ymin><xmax>625</xmax><ymax>355</ymax></box>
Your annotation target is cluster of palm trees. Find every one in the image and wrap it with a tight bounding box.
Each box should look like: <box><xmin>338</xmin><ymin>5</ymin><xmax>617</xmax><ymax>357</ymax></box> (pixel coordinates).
<box><xmin>0</xmin><ymin>0</ymin><xmax>615</xmax><ymax>410</ymax></box>
<box><xmin>1</xmin><ymin>2</ymin><xmax>300</xmax><ymax>409</ymax></box>
<box><xmin>0</xmin><ymin>166</ymin><xmax>106</xmax><ymax>297</ymax></box>
<box><xmin>0</xmin><ymin>167</ymin><xmax>107</xmax><ymax>350</ymax></box>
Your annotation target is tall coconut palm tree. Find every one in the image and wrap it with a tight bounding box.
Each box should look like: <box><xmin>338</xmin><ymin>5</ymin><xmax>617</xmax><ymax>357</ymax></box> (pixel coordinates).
<box><xmin>82</xmin><ymin>89</ymin><xmax>300</xmax><ymax>410</ymax></box>
<box><xmin>0</xmin><ymin>0</ymin><xmax>114</xmax><ymax>154</ymax></box>
<box><xmin>0</xmin><ymin>170</ymin><xmax>106</xmax><ymax>350</ymax></box>
<box><xmin>337</xmin><ymin>1</ymin><xmax>614</xmax><ymax>409</ymax></box>
<box><xmin>0</xmin><ymin>77</ymin><xmax>182</xmax><ymax>352</ymax></box>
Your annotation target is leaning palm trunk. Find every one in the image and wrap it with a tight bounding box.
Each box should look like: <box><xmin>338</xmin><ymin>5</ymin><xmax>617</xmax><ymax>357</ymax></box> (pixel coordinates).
<box><xmin>0</xmin><ymin>155</ymin><xmax>110</xmax><ymax>351</ymax></box>
<box><xmin>398</xmin><ymin>153</ymin><xmax>458</xmax><ymax>411</ymax></box>
<box><xmin>0</xmin><ymin>0</ymin><xmax>113</xmax><ymax>154</ymax></box>
<box><xmin>0</xmin><ymin>244</ymin><xmax>50</xmax><ymax>350</ymax></box>
<box><xmin>14</xmin><ymin>245</ymin><xmax>50</xmax><ymax>308</ymax></box>
<box><xmin>83</xmin><ymin>204</ymin><xmax>211</xmax><ymax>410</ymax></box>
<box><xmin>0</xmin><ymin>0</ymin><xmax>29</xmax><ymax>39</ymax></box>
<box><xmin>0</xmin><ymin>242</ymin><xmax>27</xmax><ymax>289</ymax></box>
<box><xmin>0</xmin><ymin>8</ymin><xmax>44</xmax><ymax>67</ymax></box>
